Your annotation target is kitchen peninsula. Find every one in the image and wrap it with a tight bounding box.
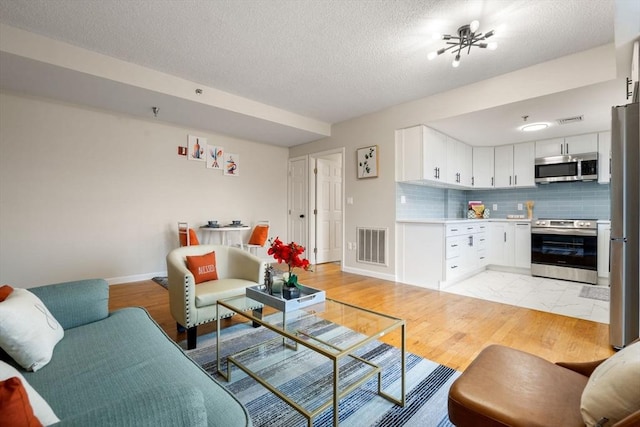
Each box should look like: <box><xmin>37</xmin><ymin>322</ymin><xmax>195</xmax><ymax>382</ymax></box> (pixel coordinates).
<box><xmin>396</xmin><ymin>218</ymin><xmax>532</xmax><ymax>290</ymax></box>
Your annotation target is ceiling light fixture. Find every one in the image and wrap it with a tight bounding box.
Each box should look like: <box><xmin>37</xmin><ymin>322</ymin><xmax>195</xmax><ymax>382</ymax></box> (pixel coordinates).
<box><xmin>428</xmin><ymin>20</ymin><xmax>497</xmax><ymax>67</ymax></box>
<box><xmin>519</xmin><ymin>115</ymin><xmax>548</xmax><ymax>132</ymax></box>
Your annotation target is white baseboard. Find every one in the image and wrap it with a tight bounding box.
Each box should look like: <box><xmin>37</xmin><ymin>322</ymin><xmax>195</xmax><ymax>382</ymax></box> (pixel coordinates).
<box><xmin>106</xmin><ymin>271</ymin><xmax>167</xmax><ymax>285</ymax></box>
<box><xmin>341</xmin><ymin>265</ymin><xmax>396</xmax><ymax>282</ymax></box>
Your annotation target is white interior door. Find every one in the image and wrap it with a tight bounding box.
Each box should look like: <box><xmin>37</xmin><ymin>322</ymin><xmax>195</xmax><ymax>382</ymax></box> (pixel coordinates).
<box><xmin>288</xmin><ymin>157</ymin><xmax>308</xmax><ymax>256</ymax></box>
<box><xmin>316</xmin><ymin>156</ymin><xmax>343</xmax><ymax>263</ymax></box>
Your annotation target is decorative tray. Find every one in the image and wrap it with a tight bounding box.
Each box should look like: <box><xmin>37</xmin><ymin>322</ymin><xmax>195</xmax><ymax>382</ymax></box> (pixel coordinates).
<box><xmin>246</xmin><ymin>285</ymin><xmax>326</xmax><ymax>312</ymax></box>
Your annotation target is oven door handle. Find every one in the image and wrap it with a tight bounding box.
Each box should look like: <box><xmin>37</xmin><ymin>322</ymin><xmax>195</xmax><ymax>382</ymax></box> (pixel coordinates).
<box><xmin>531</xmin><ymin>228</ymin><xmax>596</xmax><ymax>237</ymax></box>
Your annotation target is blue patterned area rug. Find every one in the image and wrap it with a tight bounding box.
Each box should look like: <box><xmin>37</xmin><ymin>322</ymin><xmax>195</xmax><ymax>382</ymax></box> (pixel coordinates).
<box><xmin>185</xmin><ymin>315</ymin><xmax>458</xmax><ymax>427</ymax></box>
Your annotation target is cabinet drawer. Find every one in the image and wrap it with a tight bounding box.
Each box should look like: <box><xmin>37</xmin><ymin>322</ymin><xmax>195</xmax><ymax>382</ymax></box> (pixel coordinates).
<box><xmin>446</xmin><ymin>237</ymin><xmax>462</xmax><ymax>259</ymax></box>
<box><xmin>476</xmin><ymin>233</ymin><xmax>487</xmax><ymax>249</ymax></box>
<box><xmin>446</xmin><ymin>224</ymin><xmax>465</xmax><ymax>236</ymax></box>
<box><xmin>446</xmin><ymin>258</ymin><xmax>463</xmax><ymax>277</ymax></box>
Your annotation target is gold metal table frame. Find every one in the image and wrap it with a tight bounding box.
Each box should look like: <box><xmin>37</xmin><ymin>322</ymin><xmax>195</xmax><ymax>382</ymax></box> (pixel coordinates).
<box><xmin>216</xmin><ymin>296</ymin><xmax>406</xmax><ymax>427</ymax></box>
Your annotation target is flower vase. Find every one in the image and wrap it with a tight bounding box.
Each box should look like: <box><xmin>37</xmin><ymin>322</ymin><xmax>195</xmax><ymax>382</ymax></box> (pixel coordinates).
<box><xmin>282</xmin><ymin>286</ymin><xmax>300</xmax><ymax>300</ymax></box>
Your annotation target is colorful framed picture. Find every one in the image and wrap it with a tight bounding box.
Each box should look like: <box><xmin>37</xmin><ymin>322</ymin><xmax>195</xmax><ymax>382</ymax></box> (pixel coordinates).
<box><xmin>187</xmin><ymin>135</ymin><xmax>206</xmax><ymax>162</ymax></box>
<box><xmin>206</xmin><ymin>145</ymin><xmax>224</xmax><ymax>169</ymax></box>
<box><xmin>357</xmin><ymin>145</ymin><xmax>378</xmax><ymax>179</ymax></box>
<box><xmin>224</xmin><ymin>152</ymin><xmax>240</xmax><ymax>176</ymax></box>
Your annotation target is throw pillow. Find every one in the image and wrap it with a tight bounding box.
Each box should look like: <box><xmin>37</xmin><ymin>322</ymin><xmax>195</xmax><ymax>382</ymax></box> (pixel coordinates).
<box><xmin>580</xmin><ymin>341</ymin><xmax>640</xmax><ymax>426</ymax></box>
<box><xmin>186</xmin><ymin>251</ymin><xmax>218</xmax><ymax>284</ymax></box>
<box><xmin>0</xmin><ymin>361</ymin><xmax>59</xmax><ymax>426</ymax></box>
<box><xmin>0</xmin><ymin>288</ymin><xmax>64</xmax><ymax>371</ymax></box>
<box><xmin>0</xmin><ymin>377</ymin><xmax>43</xmax><ymax>427</ymax></box>
<box><xmin>248</xmin><ymin>225</ymin><xmax>269</xmax><ymax>246</ymax></box>
<box><xmin>0</xmin><ymin>285</ymin><xmax>13</xmax><ymax>302</ymax></box>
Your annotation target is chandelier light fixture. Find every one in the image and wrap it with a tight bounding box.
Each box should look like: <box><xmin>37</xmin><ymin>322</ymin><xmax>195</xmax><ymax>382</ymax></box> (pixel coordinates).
<box><xmin>428</xmin><ymin>20</ymin><xmax>497</xmax><ymax>67</ymax></box>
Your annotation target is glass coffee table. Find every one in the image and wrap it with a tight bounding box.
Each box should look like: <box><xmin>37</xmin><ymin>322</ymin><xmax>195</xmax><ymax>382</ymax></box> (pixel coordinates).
<box><xmin>216</xmin><ymin>292</ymin><xmax>406</xmax><ymax>427</ymax></box>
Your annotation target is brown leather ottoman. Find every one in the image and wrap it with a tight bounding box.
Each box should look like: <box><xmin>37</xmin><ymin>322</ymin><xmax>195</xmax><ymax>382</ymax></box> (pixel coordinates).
<box><xmin>448</xmin><ymin>345</ymin><xmax>589</xmax><ymax>427</ymax></box>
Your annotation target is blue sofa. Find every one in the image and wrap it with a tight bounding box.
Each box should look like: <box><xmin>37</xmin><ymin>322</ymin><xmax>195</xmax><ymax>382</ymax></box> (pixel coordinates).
<box><xmin>5</xmin><ymin>279</ymin><xmax>252</xmax><ymax>426</ymax></box>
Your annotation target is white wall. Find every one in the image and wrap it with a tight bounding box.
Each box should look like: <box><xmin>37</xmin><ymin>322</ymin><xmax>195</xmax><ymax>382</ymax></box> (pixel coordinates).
<box><xmin>289</xmin><ymin>44</ymin><xmax>617</xmax><ymax>280</ymax></box>
<box><xmin>0</xmin><ymin>92</ymin><xmax>289</xmax><ymax>287</ymax></box>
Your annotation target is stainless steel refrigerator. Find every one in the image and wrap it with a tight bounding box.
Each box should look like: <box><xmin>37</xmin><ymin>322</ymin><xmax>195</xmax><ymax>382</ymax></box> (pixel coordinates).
<box><xmin>610</xmin><ymin>102</ymin><xmax>639</xmax><ymax>349</ymax></box>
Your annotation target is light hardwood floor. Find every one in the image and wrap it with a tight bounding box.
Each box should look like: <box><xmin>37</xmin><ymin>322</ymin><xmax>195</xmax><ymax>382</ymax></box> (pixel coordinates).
<box><xmin>109</xmin><ymin>263</ymin><xmax>614</xmax><ymax>371</ymax></box>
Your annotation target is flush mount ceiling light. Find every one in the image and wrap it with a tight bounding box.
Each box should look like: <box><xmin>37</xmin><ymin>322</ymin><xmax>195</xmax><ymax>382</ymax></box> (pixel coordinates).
<box><xmin>428</xmin><ymin>20</ymin><xmax>497</xmax><ymax>67</ymax></box>
<box><xmin>519</xmin><ymin>115</ymin><xmax>549</xmax><ymax>132</ymax></box>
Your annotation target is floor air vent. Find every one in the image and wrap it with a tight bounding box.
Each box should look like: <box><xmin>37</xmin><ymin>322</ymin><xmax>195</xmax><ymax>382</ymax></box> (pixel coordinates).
<box><xmin>556</xmin><ymin>115</ymin><xmax>584</xmax><ymax>125</ymax></box>
<box><xmin>357</xmin><ymin>227</ymin><xmax>387</xmax><ymax>266</ymax></box>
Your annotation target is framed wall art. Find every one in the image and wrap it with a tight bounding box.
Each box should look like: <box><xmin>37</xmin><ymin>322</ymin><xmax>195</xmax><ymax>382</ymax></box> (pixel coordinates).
<box><xmin>356</xmin><ymin>145</ymin><xmax>378</xmax><ymax>179</ymax></box>
<box><xmin>187</xmin><ymin>135</ymin><xmax>206</xmax><ymax>162</ymax></box>
<box><xmin>206</xmin><ymin>145</ymin><xmax>224</xmax><ymax>169</ymax></box>
<box><xmin>224</xmin><ymin>152</ymin><xmax>240</xmax><ymax>176</ymax></box>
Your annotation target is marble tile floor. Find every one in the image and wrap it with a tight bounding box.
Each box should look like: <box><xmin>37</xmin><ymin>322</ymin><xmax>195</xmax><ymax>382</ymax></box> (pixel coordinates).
<box><xmin>441</xmin><ymin>270</ymin><xmax>610</xmax><ymax>324</ymax></box>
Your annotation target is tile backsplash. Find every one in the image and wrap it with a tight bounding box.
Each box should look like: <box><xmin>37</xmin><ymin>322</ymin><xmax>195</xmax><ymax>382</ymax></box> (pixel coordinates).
<box><xmin>397</xmin><ymin>181</ymin><xmax>610</xmax><ymax>220</ymax></box>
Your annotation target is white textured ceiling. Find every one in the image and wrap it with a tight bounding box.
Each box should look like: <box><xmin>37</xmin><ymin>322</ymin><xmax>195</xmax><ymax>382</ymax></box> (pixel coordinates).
<box><xmin>0</xmin><ymin>0</ymin><xmax>629</xmax><ymax>146</ymax></box>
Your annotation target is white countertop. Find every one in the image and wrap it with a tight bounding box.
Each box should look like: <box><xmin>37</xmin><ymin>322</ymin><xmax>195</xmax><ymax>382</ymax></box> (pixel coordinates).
<box><xmin>397</xmin><ymin>218</ymin><xmax>532</xmax><ymax>224</ymax></box>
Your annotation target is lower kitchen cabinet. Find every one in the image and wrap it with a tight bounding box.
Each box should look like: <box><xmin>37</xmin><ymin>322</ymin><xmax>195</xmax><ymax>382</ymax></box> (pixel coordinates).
<box><xmin>396</xmin><ymin>221</ymin><xmax>487</xmax><ymax>289</ymax></box>
<box><xmin>488</xmin><ymin>221</ymin><xmax>531</xmax><ymax>270</ymax></box>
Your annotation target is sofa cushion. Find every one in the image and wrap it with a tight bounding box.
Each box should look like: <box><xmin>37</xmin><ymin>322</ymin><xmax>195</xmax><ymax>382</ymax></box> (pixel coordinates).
<box><xmin>187</xmin><ymin>251</ymin><xmax>219</xmax><ymax>284</ymax></box>
<box><xmin>0</xmin><ymin>289</ymin><xmax>64</xmax><ymax>371</ymax></box>
<box><xmin>194</xmin><ymin>278</ymin><xmax>258</xmax><ymax>307</ymax></box>
<box><xmin>581</xmin><ymin>342</ymin><xmax>640</xmax><ymax>426</ymax></box>
<box><xmin>22</xmin><ymin>307</ymin><xmax>250</xmax><ymax>427</ymax></box>
<box><xmin>0</xmin><ymin>361</ymin><xmax>59</xmax><ymax>426</ymax></box>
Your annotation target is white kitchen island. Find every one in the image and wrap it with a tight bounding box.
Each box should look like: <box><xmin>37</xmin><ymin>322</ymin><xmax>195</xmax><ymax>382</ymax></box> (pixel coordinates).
<box><xmin>396</xmin><ymin>219</ymin><xmax>531</xmax><ymax>290</ymax></box>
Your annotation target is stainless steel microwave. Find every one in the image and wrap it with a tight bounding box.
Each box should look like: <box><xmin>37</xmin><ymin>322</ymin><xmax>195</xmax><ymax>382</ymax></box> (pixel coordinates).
<box><xmin>534</xmin><ymin>152</ymin><xmax>598</xmax><ymax>183</ymax></box>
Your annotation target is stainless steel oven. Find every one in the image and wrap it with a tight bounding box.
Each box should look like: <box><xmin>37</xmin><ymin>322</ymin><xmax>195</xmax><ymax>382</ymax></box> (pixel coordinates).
<box><xmin>531</xmin><ymin>219</ymin><xmax>598</xmax><ymax>284</ymax></box>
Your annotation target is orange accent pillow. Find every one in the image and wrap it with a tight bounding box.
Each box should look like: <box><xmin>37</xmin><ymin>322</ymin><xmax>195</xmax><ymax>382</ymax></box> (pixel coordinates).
<box><xmin>179</xmin><ymin>228</ymin><xmax>200</xmax><ymax>246</ymax></box>
<box><xmin>0</xmin><ymin>377</ymin><xmax>43</xmax><ymax>427</ymax></box>
<box><xmin>186</xmin><ymin>251</ymin><xmax>218</xmax><ymax>284</ymax></box>
<box><xmin>0</xmin><ymin>285</ymin><xmax>13</xmax><ymax>302</ymax></box>
<box><xmin>248</xmin><ymin>225</ymin><xmax>269</xmax><ymax>246</ymax></box>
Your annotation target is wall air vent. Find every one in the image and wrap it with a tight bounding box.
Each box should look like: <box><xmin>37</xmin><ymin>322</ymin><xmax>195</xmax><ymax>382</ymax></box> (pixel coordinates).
<box><xmin>556</xmin><ymin>115</ymin><xmax>584</xmax><ymax>125</ymax></box>
<box><xmin>357</xmin><ymin>227</ymin><xmax>387</xmax><ymax>266</ymax></box>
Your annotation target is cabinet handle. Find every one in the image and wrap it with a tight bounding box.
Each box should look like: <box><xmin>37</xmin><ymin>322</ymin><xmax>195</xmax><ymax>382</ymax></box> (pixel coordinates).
<box><xmin>515</xmin><ymin>175</ymin><xmax>517</xmax><ymax>186</ymax></box>
<box><xmin>472</xmin><ymin>176</ymin><xmax>475</xmax><ymax>186</ymax></box>
<box><xmin>491</xmin><ymin>177</ymin><xmax>494</xmax><ymax>186</ymax></box>
<box><xmin>561</xmin><ymin>143</ymin><xmax>564</xmax><ymax>155</ymax></box>
<box><xmin>504</xmin><ymin>232</ymin><xmax>507</xmax><ymax>242</ymax></box>
<box><xmin>451</xmin><ymin>265</ymin><xmax>459</xmax><ymax>269</ymax></box>
<box><xmin>451</xmin><ymin>244</ymin><xmax>458</xmax><ymax>248</ymax></box>
<box><xmin>434</xmin><ymin>167</ymin><xmax>438</xmax><ymax>179</ymax></box>
<box><xmin>509</xmin><ymin>176</ymin><xmax>512</xmax><ymax>186</ymax></box>
<box><xmin>468</xmin><ymin>235</ymin><xmax>473</xmax><ymax>246</ymax></box>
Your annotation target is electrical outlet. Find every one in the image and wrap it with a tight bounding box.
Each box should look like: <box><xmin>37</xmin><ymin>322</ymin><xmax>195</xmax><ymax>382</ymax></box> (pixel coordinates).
<box><xmin>493</xmin><ymin>204</ymin><xmax>498</xmax><ymax>211</ymax></box>
<box><xmin>517</xmin><ymin>203</ymin><xmax>523</xmax><ymax>211</ymax></box>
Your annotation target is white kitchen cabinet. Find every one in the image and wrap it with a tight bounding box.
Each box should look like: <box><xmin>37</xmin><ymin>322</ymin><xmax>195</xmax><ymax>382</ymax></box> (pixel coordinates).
<box><xmin>564</xmin><ymin>133</ymin><xmax>598</xmax><ymax>154</ymax></box>
<box><xmin>395</xmin><ymin>125</ymin><xmax>447</xmax><ymax>184</ymax></box>
<box><xmin>488</xmin><ymin>221</ymin><xmax>531</xmax><ymax>269</ymax></box>
<box><xmin>396</xmin><ymin>221</ymin><xmax>487</xmax><ymax>289</ymax></box>
<box><xmin>598</xmin><ymin>131</ymin><xmax>611</xmax><ymax>184</ymax></box>
<box><xmin>535</xmin><ymin>137</ymin><xmax>565</xmax><ymax>158</ymax></box>
<box><xmin>597</xmin><ymin>222</ymin><xmax>610</xmax><ymax>283</ymax></box>
<box><xmin>513</xmin><ymin>142</ymin><xmax>536</xmax><ymax>187</ymax></box>
<box><xmin>535</xmin><ymin>134</ymin><xmax>598</xmax><ymax>157</ymax></box>
<box><xmin>472</xmin><ymin>147</ymin><xmax>494</xmax><ymax>188</ymax></box>
<box><xmin>447</xmin><ymin>137</ymin><xmax>473</xmax><ymax>187</ymax></box>
<box><xmin>494</xmin><ymin>143</ymin><xmax>535</xmax><ymax>188</ymax></box>
<box><xmin>494</xmin><ymin>145</ymin><xmax>514</xmax><ymax>188</ymax></box>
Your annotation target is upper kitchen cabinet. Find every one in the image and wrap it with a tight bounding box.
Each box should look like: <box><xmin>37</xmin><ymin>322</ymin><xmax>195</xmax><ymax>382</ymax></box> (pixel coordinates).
<box><xmin>495</xmin><ymin>142</ymin><xmax>536</xmax><ymax>188</ymax></box>
<box><xmin>535</xmin><ymin>133</ymin><xmax>598</xmax><ymax>157</ymax></box>
<box><xmin>472</xmin><ymin>147</ymin><xmax>494</xmax><ymax>188</ymax></box>
<box><xmin>597</xmin><ymin>131</ymin><xmax>611</xmax><ymax>184</ymax></box>
<box><xmin>395</xmin><ymin>125</ymin><xmax>446</xmax><ymax>184</ymax></box>
<box><xmin>446</xmin><ymin>137</ymin><xmax>473</xmax><ymax>187</ymax></box>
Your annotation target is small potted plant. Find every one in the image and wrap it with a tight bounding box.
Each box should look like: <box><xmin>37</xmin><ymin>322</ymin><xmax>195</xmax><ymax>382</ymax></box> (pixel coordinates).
<box><xmin>267</xmin><ymin>237</ymin><xmax>311</xmax><ymax>299</ymax></box>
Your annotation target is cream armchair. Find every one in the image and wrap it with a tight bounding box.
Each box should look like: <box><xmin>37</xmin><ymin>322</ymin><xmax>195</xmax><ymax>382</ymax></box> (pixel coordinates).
<box><xmin>166</xmin><ymin>245</ymin><xmax>266</xmax><ymax>349</ymax></box>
